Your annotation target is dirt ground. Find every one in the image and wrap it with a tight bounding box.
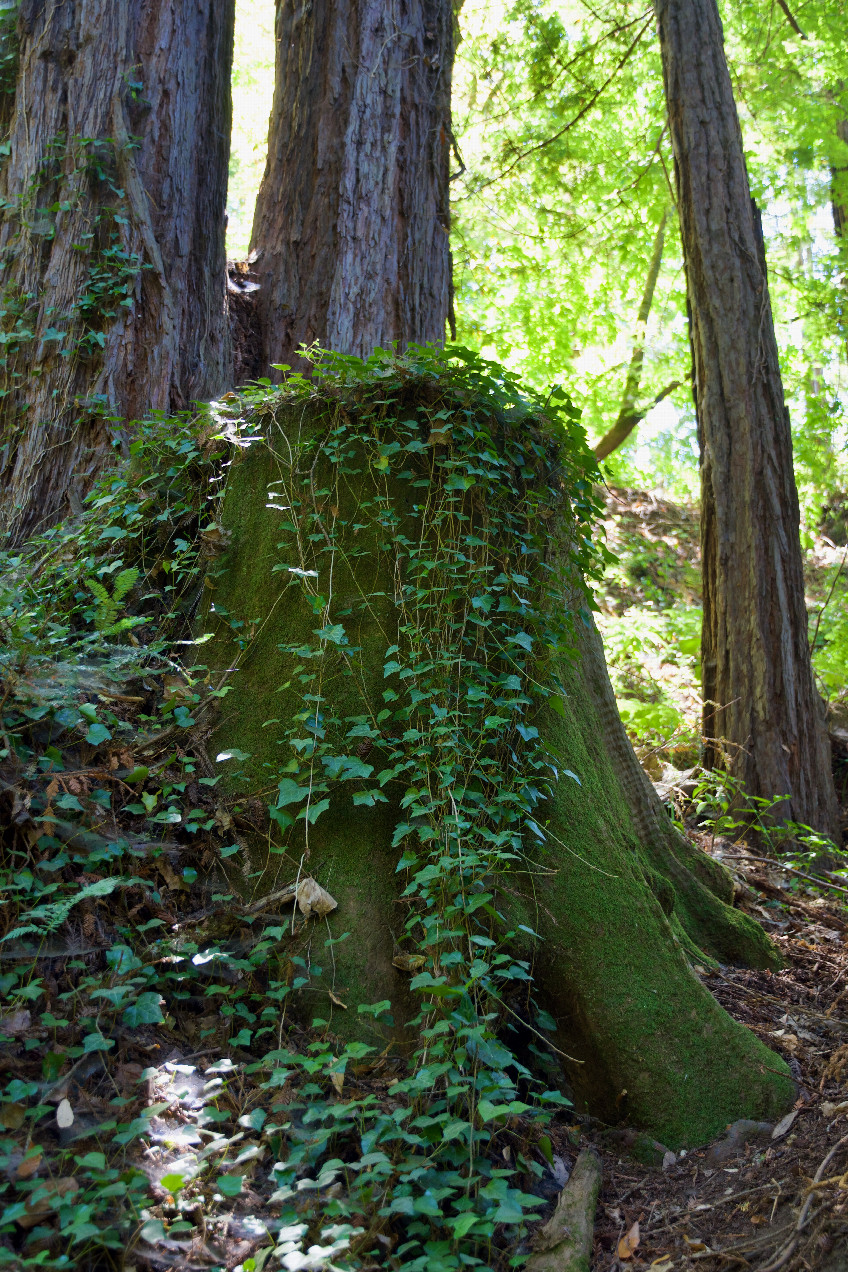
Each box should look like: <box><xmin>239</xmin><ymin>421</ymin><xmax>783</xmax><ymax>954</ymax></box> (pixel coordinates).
<box><xmin>580</xmin><ymin>846</ymin><xmax>848</xmax><ymax>1272</ymax></box>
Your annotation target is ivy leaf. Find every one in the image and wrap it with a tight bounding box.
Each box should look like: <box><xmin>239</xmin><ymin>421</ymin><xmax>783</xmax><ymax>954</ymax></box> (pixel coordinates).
<box><xmin>448</xmin><ymin>1212</ymin><xmax>479</xmax><ymax>1238</ymax></box>
<box><xmin>315</xmin><ymin>624</ymin><xmax>348</xmax><ymax>644</ymax></box>
<box><xmin>216</xmin><ymin>1175</ymin><xmax>244</xmax><ymax>1197</ymax></box>
<box><xmin>84</xmin><ymin>722</ymin><xmax>112</xmax><ymax>745</ymax></box>
<box><xmin>122</xmin><ymin>993</ymin><xmax>164</xmax><ymax>1027</ymax></box>
<box><xmin>301</xmin><ymin>797</ymin><xmax>331</xmax><ymax>824</ymax></box>
<box><xmin>275</xmin><ymin>778</ymin><xmax>310</xmax><ymax>807</ymax></box>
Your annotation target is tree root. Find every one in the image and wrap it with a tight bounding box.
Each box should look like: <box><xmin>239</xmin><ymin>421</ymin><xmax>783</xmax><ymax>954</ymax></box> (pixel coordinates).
<box><xmin>526</xmin><ymin>1148</ymin><xmax>602</xmax><ymax>1272</ymax></box>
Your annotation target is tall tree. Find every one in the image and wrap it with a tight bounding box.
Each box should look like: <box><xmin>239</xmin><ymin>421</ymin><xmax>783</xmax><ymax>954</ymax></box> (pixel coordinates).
<box><xmin>214</xmin><ymin>0</ymin><xmax>793</xmax><ymax>1144</ymax></box>
<box><xmin>0</xmin><ymin>0</ymin><xmax>235</xmax><ymax>545</ymax></box>
<box><xmin>654</xmin><ymin>0</ymin><xmax>839</xmax><ymax>837</ymax></box>
<box><xmin>250</xmin><ymin>0</ymin><xmax>453</xmax><ymax>369</ymax></box>
<box><xmin>593</xmin><ymin>205</ymin><xmax>679</xmax><ymax>461</ymax></box>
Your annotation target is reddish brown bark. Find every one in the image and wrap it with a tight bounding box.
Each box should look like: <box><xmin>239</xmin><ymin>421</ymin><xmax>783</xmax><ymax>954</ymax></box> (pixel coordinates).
<box><xmin>0</xmin><ymin>0</ymin><xmax>235</xmax><ymax>545</ymax></box>
<box><xmin>654</xmin><ymin>0</ymin><xmax>838</xmax><ymax>836</ymax></box>
<box><xmin>250</xmin><ymin>0</ymin><xmax>454</xmax><ymax>371</ymax></box>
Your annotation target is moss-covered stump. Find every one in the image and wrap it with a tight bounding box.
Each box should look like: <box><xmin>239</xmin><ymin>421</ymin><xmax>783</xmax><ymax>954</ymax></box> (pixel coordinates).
<box><xmin>202</xmin><ymin>353</ymin><xmax>793</xmax><ymax>1146</ymax></box>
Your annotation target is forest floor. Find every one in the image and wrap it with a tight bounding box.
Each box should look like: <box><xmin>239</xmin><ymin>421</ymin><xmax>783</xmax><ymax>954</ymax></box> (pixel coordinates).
<box><xmin>582</xmin><ymin>487</ymin><xmax>848</xmax><ymax>1270</ymax></box>
<box><xmin>3</xmin><ymin>480</ymin><xmax>848</xmax><ymax>1271</ymax></box>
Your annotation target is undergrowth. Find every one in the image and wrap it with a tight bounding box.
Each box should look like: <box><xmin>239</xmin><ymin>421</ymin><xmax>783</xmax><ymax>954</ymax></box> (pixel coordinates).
<box><xmin>0</xmin><ymin>347</ymin><xmax>605</xmax><ymax>1271</ymax></box>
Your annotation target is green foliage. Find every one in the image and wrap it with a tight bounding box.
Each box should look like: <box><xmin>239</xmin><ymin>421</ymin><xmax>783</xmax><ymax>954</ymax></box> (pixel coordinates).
<box><xmin>451</xmin><ymin>0</ymin><xmax>848</xmax><ymax>511</ymax></box>
<box><xmin>202</xmin><ymin>344</ymin><xmax>602</xmax><ymax>1266</ymax></box>
<box><xmin>0</xmin><ymin>349</ymin><xmax>604</xmax><ymax>1270</ymax></box>
<box><xmin>0</xmin><ymin>2</ymin><xmax>18</xmax><ymax>100</ymax></box>
<box><xmin>84</xmin><ymin>566</ymin><xmax>139</xmax><ymax>633</ymax></box>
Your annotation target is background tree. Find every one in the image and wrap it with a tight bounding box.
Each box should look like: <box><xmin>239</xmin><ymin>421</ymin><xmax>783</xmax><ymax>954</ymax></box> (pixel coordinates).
<box><xmin>654</xmin><ymin>0</ymin><xmax>839</xmax><ymax>836</ymax></box>
<box><xmin>0</xmin><ymin>0</ymin><xmax>235</xmax><ymax>545</ymax></box>
<box><xmin>249</xmin><ymin>0</ymin><xmax>454</xmax><ymax>370</ymax></box>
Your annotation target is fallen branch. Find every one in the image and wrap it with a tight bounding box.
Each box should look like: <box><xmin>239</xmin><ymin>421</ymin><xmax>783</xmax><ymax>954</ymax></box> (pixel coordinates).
<box><xmin>526</xmin><ymin>1148</ymin><xmax>602</xmax><ymax>1272</ymax></box>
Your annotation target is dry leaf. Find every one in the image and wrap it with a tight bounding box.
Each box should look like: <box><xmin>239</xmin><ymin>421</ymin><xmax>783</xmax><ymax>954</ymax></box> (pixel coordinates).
<box><xmin>17</xmin><ymin>1177</ymin><xmax>79</xmax><ymax>1229</ymax></box>
<box><xmin>330</xmin><ymin>1073</ymin><xmax>344</xmax><ymax>1095</ymax></box>
<box><xmin>1</xmin><ymin>1103</ymin><xmax>26</xmax><ymax>1130</ymax></box>
<box><xmin>682</xmin><ymin>1235</ymin><xmax>710</xmax><ymax>1253</ymax></box>
<box><xmin>427</xmin><ymin>427</ymin><xmax>452</xmax><ymax>446</ymax></box>
<box><xmin>45</xmin><ymin>778</ymin><xmax>59</xmax><ymax>800</ymax></box>
<box><xmin>328</xmin><ymin>991</ymin><xmax>348</xmax><ymax>1009</ymax></box>
<box><xmin>16</xmin><ymin>1150</ymin><xmax>43</xmax><ymax>1180</ymax></box>
<box><xmin>296</xmin><ymin>877</ymin><xmax>337</xmax><ymax>918</ymax></box>
<box><xmin>771</xmin><ymin>1108</ymin><xmax>798</xmax><ymax>1140</ymax></box>
<box><xmin>56</xmin><ymin>1099</ymin><xmax>74</xmax><ymax>1129</ymax></box>
<box><xmin>157</xmin><ymin>860</ymin><xmax>185</xmax><ymax>891</ymax></box>
<box><xmin>617</xmin><ymin>1220</ymin><xmax>640</xmax><ymax>1259</ymax></box>
<box><xmin>392</xmin><ymin>953</ymin><xmax>426</xmax><ymax>973</ymax></box>
<box><xmin>649</xmin><ymin>1260</ymin><xmax>674</xmax><ymax>1272</ymax></box>
<box><xmin>1</xmin><ymin>1008</ymin><xmax>31</xmax><ymax>1037</ymax></box>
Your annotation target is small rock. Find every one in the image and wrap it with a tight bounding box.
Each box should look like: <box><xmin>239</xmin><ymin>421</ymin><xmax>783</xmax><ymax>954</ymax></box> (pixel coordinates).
<box><xmin>705</xmin><ymin>1119</ymin><xmax>773</xmax><ymax>1166</ymax></box>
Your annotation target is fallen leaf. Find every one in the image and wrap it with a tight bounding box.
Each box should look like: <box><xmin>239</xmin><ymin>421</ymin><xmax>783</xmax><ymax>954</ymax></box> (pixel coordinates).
<box><xmin>617</xmin><ymin>1220</ymin><xmax>640</xmax><ymax>1259</ymax></box>
<box><xmin>0</xmin><ymin>1103</ymin><xmax>26</xmax><ymax>1130</ymax></box>
<box><xmin>0</xmin><ymin>1009</ymin><xmax>31</xmax><ymax>1036</ymax></box>
<box><xmin>821</xmin><ymin>1100</ymin><xmax>848</xmax><ymax>1117</ymax></box>
<box><xmin>296</xmin><ymin>877</ymin><xmax>337</xmax><ymax>918</ymax></box>
<box><xmin>16</xmin><ymin>1150</ymin><xmax>43</xmax><ymax>1179</ymax></box>
<box><xmin>392</xmin><ymin>952</ymin><xmax>426</xmax><ymax>973</ymax></box>
<box><xmin>56</xmin><ymin>1099</ymin><xmax>74</xmax><ymax>1129</ymax></box>
<box><xmin>17</xmin><ymin>1177</ymin><xmax>79</xmax><ymax>1228</ymax></box>
<box><xmin>328</xmin><ymin>991</ymin><xmax>347</xmax><ymax>1009</ymax></box>
<box><xmin>330</xmin><ymin>1073</ymin><xmax>344</xmax><ymax>1095</ymax></box>
<box><xmin>682</xmin><ymin>1235</ymin><xmax>711</xmax><ymax>1254</ymax></box>
<box><xmin>649</xmin><ymin>1259</ymin><xmax>674</xmax><ymax>1271</ymax></box>
<box><xmin>772</xmin><ymin>1108</ymin><xmax>798</xmax><ymax>1140</ymax></box>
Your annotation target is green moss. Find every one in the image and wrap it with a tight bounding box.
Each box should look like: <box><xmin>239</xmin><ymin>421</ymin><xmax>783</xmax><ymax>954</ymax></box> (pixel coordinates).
<box><xmin>203</xmin><ymin>408</ymin><xmax>418</xmax><ymax>1040</ymax></box>
<box><xmin>506</xmin><ymin>665</ymin><xmax>793</xmax><ymax>1147</ymax></box>
<box><xmin>202</xmin><ymin>376</ymin><xmax>792</xmax><ymax>1144</ymax></box>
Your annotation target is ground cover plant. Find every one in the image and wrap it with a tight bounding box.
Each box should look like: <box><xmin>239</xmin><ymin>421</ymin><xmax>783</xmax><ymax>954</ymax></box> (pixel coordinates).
<box><xmin>3</xmin><ymin>347</ymin><xmax>840</xmax><ymax>1272</ymax></box>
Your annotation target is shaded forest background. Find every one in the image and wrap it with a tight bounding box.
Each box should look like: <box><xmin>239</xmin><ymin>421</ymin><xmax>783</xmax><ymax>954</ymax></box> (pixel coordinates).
<box><xmin>226</xmin><ymin>0</ymin><xmax>848</xmax><ymax>761</ymax></box>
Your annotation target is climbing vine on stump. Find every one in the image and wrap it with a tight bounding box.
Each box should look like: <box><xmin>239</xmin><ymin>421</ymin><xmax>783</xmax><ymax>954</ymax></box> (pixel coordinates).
<box><xmin>204</xmin><ymin>348</ymin><xmax>793</xmax><ymax>1170</ymax></box>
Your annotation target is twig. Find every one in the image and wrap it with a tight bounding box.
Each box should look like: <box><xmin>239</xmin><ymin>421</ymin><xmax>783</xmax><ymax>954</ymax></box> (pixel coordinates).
<box><xmin>809</xmin><ymin>544</ymin><xmax>848</xmax><ymax>658</ymax></box>
<box><xmin>757</xmin><ymin>1134</ymin><xmax>848</xmax><ymax>1271</ymax></box>
<box><xmin>728</xmin><ymin>853</ymin><xmax>848</xmax><ymax>897</ymax></box>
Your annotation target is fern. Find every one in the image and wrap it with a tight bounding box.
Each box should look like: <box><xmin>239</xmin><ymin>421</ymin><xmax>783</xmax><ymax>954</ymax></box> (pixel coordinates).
<box><xmin>85</xmin><ymin>566</ymin><xmax>139</xmax><ymax>633</ymax></box>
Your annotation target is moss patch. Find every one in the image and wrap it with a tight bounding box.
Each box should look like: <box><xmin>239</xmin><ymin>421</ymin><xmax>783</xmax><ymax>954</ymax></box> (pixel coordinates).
<box><xmin>202</xmin><ymin>365</ymin><xmax>792</xmax><ymax>1144</ymax></box>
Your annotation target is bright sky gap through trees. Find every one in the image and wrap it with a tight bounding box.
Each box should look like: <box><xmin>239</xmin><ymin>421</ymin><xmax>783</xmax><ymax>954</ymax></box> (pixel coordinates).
<box><xmin>227</xmin><ymin>0</ymin><xmax>848</xmax><ymax>518</ymax></box>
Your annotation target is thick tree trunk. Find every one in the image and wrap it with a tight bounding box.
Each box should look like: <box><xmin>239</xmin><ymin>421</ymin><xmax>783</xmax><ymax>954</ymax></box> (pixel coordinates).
<box><xmin>202</xmin><ymin>394</ymin><xmax>793</xmax><ymax>1148</ymax></box>
<box><xmin>654</xmin><ymin>0</ymin><xmax>839</xmax><ymax>837</ymax></box>
<box><xmin>0</xmin><ymin>0</ymin><xmax>235</xmax><ymax>546</ymax></box>
<box><xmin>249</xmin><ymin>0</ymin><xmax>453</xmax><ymax>372</ymax></box>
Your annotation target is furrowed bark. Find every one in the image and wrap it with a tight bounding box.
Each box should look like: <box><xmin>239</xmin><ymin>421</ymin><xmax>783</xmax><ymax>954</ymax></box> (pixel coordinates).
<box><xmin>654</xmin><ymin>0</ymin><xmax>839</xmax><ymax>837</ymax></box>
<box><xmin>249</xmin><ymin>0</ymin><xmax>453</xmax><ymax>372</ymax></box>
<box><xmin>0</xmin><ymin>0</ymin><xmax>235</xmax><ymax>545</ymax></box>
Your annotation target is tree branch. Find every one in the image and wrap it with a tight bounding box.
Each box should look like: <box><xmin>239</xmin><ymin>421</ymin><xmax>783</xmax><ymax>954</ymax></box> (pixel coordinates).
<box><xmin>593</xmin><ymin>208</ymin><xmax>679</xmax><ymax>461</ymax></box>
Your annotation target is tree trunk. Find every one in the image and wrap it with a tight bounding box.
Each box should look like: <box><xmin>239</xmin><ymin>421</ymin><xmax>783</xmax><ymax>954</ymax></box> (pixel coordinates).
<box><xmin>202</xmin><ymin>391</ymin><xmax>793</xmax><ymax>1149</ymax></box>
<box><xmin>831</xmin><ymin>113</ymin><xmax>848</xmax><ymax>245</ymax></box>
<box><xmin>249</xmin><ymin>0</ymin><xmax>453</xmax><ymax>372</ymax></box>
<box><xmin>593</xmin><ymin>207</ymin><xmax>679</xmax><ymax>462</ymax></box>
<box><xmin>654</xmin><ymin>0</ymin><xmax>839</xmax><ymax>838</ymax></box>
<box><xmin>0</xmin><ymin>0</ymin><xmax>235</xmax><ymax>546</ymax></box>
